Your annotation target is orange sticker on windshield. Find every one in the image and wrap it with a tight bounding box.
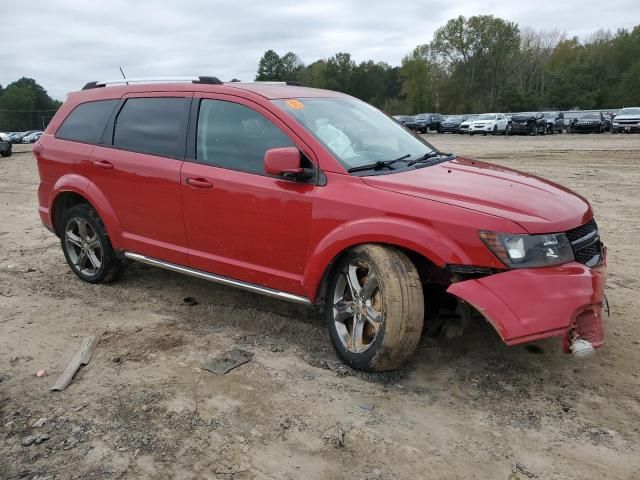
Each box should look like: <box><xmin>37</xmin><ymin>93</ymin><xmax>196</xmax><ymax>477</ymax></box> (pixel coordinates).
<box><xmin>286</xmin><ymin>99</ymin><xmax>304</xmax><ymax>109</ymax></box>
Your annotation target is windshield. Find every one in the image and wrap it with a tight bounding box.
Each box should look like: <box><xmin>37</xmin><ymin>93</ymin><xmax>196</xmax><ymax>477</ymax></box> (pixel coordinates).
<box><xmin>543</xmin><ymin>112</ymin><xmax>556</xmax><ymax>119</ymax></box>
<box><xmin>275</xmin><ymin>98</ymin><xmax>436</xmax><ymax>171</ymax></box>
<box><xmin>462</xmin><ymin>115</ymin><xmax>478</xmax><ymax>122</ymax></box>
<box><xmin>446</xmin><ymin>115</ymin><xmax>464</xmax><ymax>121</ymax></box>
<box><xmin>618</xmin><ymin>108</ymin><xmax>640</xmax><ymax>116</ymax></box>
<box><xmin>580</xmin><ymin>113</ymin><xmax>600</xmax><ymax>120</ymax></box>
<box><xmin>476</xmin><ymin>114</ymin><xmax>497</xmax><ymax>120</ymax></box>
<box><xmin>515</xmin><ymin>112</ymin><xmax>536</xmax><ymax>117</ymax></box>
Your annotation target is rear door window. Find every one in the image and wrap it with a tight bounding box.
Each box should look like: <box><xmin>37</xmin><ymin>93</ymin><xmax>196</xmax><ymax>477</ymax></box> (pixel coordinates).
<box><xmin>113</xmin><ymin>97</ymin><xmax>188</xmax><ymax>158</ymax></box>
<box><xmin>56</xmin><ymin>99</ymin><xmax>119</xmax><ymax>144</ymax></box>
<box><xmin>196</xmin><ymin>99</ymin><xmax>294</xmax><ymax>175</ymax></box>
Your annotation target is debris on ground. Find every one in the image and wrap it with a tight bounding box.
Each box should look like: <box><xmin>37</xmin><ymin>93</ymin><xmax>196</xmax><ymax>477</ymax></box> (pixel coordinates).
<box><xmin>21</xmin><ymin>433</ymin><xmax>50</xmax><ymax>447</ymax></box>
<box><xmin>36</xmin><ymin>369</ymin><xmax>48</xmax><ymax>378</ymax></box>
<box><xmin>51</xmin><ymin>335</ymin><xmax>100</xmax><ymax>391</ymax></box>
<box><xmin>31</xmin><ymin>417</ymin><xmax>47</xmax><ymax>428</ymax></box>
<box><xmin>202</xmin><ymin>349</ymin><xmax>254</xmax><ymax>374</ymax></box>
<box><xmin>358</xmin><ymin>403</ymin><xmax>375</xmax><ymax>412</ymax></box>
<box><xmin>512</xmin><ymin>462</ymin><xmax>536</xmax><ymax>478</ymax></box>
<box><xmin>183</xmin><ymin>296</ymin><xmax>199</xmax><ymax>306</ymax></box>
<box><xmin>324</xmin><ymin>424</ymin><xmax>347</xmax><ymax>449</ymax></box>
<box><xmin>0</xmin><ymin>373</ymin><xmax>10</xmax><ymax>383</ymax></box>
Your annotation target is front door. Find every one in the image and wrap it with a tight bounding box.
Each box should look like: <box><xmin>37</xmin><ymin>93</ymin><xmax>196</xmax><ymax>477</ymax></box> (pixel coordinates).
<box><xmin>180</xmin><ymin>96</ymin><xmax>316</xmax><ymax>296</ymax></box>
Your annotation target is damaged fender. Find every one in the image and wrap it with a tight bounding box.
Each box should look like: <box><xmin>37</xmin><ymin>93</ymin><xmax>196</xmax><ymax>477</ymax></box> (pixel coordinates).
<box><xmin>447</xmin><ymin>254</ymin><xmax>606</xmax><ymax>348</ymax></box>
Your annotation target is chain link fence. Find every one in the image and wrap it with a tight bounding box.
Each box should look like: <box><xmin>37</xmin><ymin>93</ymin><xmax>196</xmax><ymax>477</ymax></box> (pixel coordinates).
<box><xmin>0</xmin><ymin>109</ymin><xmax>59</xmax><ymax>132</ymax></box>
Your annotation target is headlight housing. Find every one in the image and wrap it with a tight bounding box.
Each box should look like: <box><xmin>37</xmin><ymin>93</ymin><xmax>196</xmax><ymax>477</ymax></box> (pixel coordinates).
<box><xmin>479</xmin><ymin>231</ymin><xmax>574</xmax><ymax>268</ymax></box>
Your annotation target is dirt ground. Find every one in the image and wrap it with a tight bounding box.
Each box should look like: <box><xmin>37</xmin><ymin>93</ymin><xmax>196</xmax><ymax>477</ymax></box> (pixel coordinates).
<box><xmin>1</xmin><ymin>133</ymin><xmax>639</xmax><ymax>480</ymax></box>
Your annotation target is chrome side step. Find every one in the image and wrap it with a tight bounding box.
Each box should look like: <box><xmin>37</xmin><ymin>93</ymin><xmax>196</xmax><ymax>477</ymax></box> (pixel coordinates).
<box><xmin>124</xmin><ymin>252</ymin><xmax>311</xmax><ymax>305</ymax></box>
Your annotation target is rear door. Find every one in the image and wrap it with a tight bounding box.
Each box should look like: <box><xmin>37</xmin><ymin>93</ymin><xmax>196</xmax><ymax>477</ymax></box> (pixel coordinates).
<box><xmin>87</xmin><ymin>93</ymin><xmax>192</xmax><ymax>265</ymax></box>
<box><xmin>180</xmin><ymin>94</ymin><xmax>316</xmax><ymax>295</ymax></box>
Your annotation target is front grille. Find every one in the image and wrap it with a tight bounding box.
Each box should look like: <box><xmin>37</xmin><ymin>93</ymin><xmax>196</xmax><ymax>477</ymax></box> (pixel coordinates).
<box><xmin>566</xmin><ymin>219</ymin><xmax>602</xmax><ymax>267</ymax></box>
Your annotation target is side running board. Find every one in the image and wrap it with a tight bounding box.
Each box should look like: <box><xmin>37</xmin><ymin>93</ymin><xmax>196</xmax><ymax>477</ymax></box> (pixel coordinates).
<box><xmin>124</xmin><ymin>252</ymin><xmax>311</xmax><ymax>305</ymax></box>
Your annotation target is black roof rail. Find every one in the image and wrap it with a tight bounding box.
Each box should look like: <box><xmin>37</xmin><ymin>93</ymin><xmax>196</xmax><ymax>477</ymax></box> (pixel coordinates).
<box><xmin>81</xmin><ymin>76</ymin><xmax>224</xmax><ymax>90</ymax></box>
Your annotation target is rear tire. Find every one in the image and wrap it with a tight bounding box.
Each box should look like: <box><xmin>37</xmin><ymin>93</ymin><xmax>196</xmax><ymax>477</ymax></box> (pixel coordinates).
<box><xmin>60</xmin><ymin>204</ymin><xmax>124</xmax><ymax>284</ymax></box>
<box><xmin>326</xmin><ymin>245</ymin><xmax>424</xmax><ymax>371</ymax></box>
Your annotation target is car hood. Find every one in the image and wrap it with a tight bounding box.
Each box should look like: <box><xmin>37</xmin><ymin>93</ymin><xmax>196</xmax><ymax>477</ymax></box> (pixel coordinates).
<box><xmin>361</xmin><ymin>157</ymin><xmax>592</xmax><ymax>233</ymax></box>
<box><xmin>511</xmin><ymin>115</ymin><xmax>534</xmax><ymax>122</ymax></box>
<box><xmin>614</xmin><ymin>114</ymin><xmax>640</xmax><ymax>121</ymax></box>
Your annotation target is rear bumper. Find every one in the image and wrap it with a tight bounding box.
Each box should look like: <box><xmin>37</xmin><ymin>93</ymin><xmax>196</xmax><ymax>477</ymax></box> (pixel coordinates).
<box><xmin>447</xmin><ymin>249</ymin><xmax>607</xmax><ymax>349</ymax></box>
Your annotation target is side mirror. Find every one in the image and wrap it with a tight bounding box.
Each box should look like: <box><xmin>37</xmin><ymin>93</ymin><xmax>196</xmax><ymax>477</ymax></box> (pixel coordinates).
<box><xmin>264</xmin><ymin>147</ymin><xmax>313</xmax><ymax>180</ymax></box>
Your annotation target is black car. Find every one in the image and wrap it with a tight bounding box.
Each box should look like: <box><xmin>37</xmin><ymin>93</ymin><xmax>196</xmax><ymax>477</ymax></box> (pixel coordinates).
<box><xmin>542</xmin><ymin>112</ymin><xmax>564</xmax><ymax>134</ymax></box>
<box><xmin>392</xmin><ymin>115</ymin><xmax>418</xmax><ymax>131</ymax></box>
<box><xmin>415</xmin><ymin>113</ymin><xmax>445</xmax><ymax>133</ymax></box>
<box><xmin>0</xmin><ymin>138</ymin><xmax>12</xmax><ymax>157</ymax></box>
<box><xmin>568</xmin><ymin>112</ymin><xmax>606</xmax><ymax>133</ymax></box>
<box><xmin>439</xmin><ymin>115</ymin><xmax>467</xmax><ymax>133</ymax></box>
<box><xmin>509</xmin><ymin>112</ymin><xmax>547</xmax><ymax>135</ymax></box>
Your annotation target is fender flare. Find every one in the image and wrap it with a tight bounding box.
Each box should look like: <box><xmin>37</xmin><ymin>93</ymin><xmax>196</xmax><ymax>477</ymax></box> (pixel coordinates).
<box><xmin>302</xmin><ymin>217</ymin><xmax>471</xmax><ymax>301</ymax></box>
<box><xmin>49</xmin><ymin>174</ymin><xmax>124</xmax><ymax>248</ymax></box>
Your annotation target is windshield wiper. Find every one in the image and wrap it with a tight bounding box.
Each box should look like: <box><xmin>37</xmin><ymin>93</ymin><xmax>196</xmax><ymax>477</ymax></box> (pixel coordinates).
<box><xmin>347</xmin><ymin>154</ymin><xmax>411</xmax><ymax>173</ymax></box>
<box><xmin>407</xmin><ymin>151</ymin><xmax>446</xmax><ymax>166</ymax></box>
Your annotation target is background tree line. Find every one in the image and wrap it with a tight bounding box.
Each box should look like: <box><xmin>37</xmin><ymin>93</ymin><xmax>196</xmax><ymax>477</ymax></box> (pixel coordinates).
<box><xmin>255</xmin><ymin>15</ymin><xmax>640</xmax><ymax>114</ymax></box>
<box><xmin>0</xmin><ymin>78</ymin><xmax>62</xmax><ymax>131</ymax></box>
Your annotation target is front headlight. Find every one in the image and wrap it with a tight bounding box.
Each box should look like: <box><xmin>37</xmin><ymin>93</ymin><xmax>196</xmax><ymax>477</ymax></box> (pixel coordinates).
<box><xmin>479</xmin><ymin>231</ymin><xmax>574</xmax><ymax>268</ymax></box>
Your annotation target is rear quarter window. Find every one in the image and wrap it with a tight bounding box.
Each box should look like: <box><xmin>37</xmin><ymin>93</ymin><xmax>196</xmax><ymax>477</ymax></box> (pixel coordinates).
<box><xmin>55</xmin><ymin>99</ymin><xmax>119</xmax><ymax>144</ymax></box>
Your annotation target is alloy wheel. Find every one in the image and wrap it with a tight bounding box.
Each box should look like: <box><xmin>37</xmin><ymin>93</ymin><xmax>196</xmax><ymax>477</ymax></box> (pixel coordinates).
<box><xmin>332</xmin><ymin>262</ymin><xmax>383</xmax><ymax>353</ymax></box>
<box><xmin>64</xmin><ymin>217</ymin><xmax>103</xmax><ymax>276</ymax></box>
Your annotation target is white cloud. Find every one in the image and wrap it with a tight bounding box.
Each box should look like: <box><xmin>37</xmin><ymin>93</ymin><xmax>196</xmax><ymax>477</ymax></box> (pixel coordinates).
<box><xmin>1</xmin><ymin>0</ymin><xmax>638</xmax><ymax>99</ymax></box>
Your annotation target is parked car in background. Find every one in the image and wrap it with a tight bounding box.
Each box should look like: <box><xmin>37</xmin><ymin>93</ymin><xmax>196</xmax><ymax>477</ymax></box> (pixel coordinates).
<box><xmin>459</xmin><ymin>115</ymin><xmax>479</xmax><ymax>134</ymax></box>
<box><xmin>439</xmin><ymin>115</ymin><xmax>467</xmax><ymax>133</ymax></box>
<box><xmin>10</xmin><ymin>130</ymin><xmax>39</xmax><ymax>144</ymax></box>
<box><xmin>568</xmin><ymin>112</ymin><xmax>606</xmax><ymax>134</ymax></box>
<box><xmin>22</xmin><ymin>131</ymin><xmax>43</xmax><ymax>143</ymax></box>
<box><xmin>0</xmin><ymin>137</ymin><xmax>12</xmax><ymax>157</ymax></box>
<box><xmin>469</xmin><ymin>113</ymin><xmax>509</xmax><ymax>135</ymax></box>
<box><xmin>0</xmin><ymin>132</ymin><xmax>11</xmax><ymax>142</ymax></box>
<box><xmin>392</xmin><ymin>115</ymin><xmax>418</xmax><ymax>131</ymax></box>
<box><xmin>612</xmin><ymin>107</ymin><xmax>640</xmax><ymax>133</ymax></box>
<box><xmin>415</xmin><ymin>113</ymin><xmax>445</xmax><ymax>133</ymax></box>
<box><xmin>35</xmin><ymin>77</ymin><xmax>607</xmax><ymax>371</ymax></box>
<box><xmin>509</xmin><ymin>112</ymin><xmax>546</xmax><ymax>135</ymax></box>
<box><xmin>602</xmin><ymin>113</ymin><xmax>613</xmax><ymax>132</ymax></box>
<box><xmin>543</xmin><ymin>112</ymin><xmax>564</xmax><ymax>134</ymax></box>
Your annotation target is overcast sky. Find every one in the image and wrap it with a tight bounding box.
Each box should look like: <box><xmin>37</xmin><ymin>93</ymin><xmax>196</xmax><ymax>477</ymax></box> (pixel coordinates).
<box><xmin>2</xmin><ymin>0</ymin><xmax>639</xmax><ymax>100</ymax></box>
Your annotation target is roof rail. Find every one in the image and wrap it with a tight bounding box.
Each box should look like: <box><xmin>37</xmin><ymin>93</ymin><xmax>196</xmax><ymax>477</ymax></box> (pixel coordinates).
<box><xmin>81</xmin><ymin>76</ymin><xmax>223</xmax><ymax>90</ymax></box>
<box><xmin>228</xmin><ymin>81</ymin><xmax>304</xmax><ymax>87</ymax></box>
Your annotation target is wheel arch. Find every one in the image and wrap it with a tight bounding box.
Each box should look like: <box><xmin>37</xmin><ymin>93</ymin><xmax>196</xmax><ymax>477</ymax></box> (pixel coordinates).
<box><xmin>49</xmin><ymin>176</ymin><xmax>123</xmax><ymax>246</ymax></box>
<box><xmin>303</xmin><ymin>218</ymin><xmax>467</xmax><ymax>304</ymax></box>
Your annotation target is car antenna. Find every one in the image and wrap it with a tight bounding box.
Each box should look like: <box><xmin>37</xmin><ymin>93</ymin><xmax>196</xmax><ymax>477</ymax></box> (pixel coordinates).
<box><xmin>119</xmin><ymin>66</ymin><xmax>129</xmax><ymax>85</ymax></box>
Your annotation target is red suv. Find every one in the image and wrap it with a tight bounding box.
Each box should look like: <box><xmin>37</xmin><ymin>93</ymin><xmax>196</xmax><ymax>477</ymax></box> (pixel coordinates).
<box><xmin>34</xmin><ymin>77</ymin><xmax>607</xmax><ymax>371</ymax></box>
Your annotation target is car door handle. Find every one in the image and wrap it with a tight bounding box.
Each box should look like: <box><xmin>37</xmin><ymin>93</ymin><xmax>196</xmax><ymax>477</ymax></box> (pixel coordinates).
<box><xmin>186</xmin><ymin>177</ymin><xmax>213</xmax><ymax>189</ymax></box>
<box><xmin>92</xmin><ymin>160</ymin><xmax>113</xmax><ymax>170</ymax></box>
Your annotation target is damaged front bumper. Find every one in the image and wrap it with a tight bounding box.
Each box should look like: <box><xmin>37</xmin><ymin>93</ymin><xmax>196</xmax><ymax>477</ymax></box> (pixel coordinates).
<box><xmin>447</xmin><ymin>249</ymin><xmax>606</xmax><ymax>352</ymax></box>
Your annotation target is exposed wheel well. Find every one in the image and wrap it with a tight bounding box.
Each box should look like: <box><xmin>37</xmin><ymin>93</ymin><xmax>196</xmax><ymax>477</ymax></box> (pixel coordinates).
<box><xmin>51</xmin><ymin>192</ymin><xmax>92</xmax><ymax>237</ymax></box>
<box><xmin>313</xmin><ymin>243</ymin><xmax>452</xmax><ymax>308</ymax></box>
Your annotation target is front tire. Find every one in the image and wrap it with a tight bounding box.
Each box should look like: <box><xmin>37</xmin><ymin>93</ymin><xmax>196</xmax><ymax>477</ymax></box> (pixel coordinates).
<box><xmin>60</xmin><ymin>204</ymin><xmax>124</xmax><ymax>284</ymax></box>
<box><xmin>326</xmin><ymin>245</ymin><xmax>424</xmax><ymax>371</ymax></box>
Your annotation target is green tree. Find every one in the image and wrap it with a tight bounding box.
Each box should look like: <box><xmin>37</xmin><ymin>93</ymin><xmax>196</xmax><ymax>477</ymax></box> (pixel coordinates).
<box><xmin>0</xmin><ymin>77</ymin><xmax>61</xmax><ymax>131</ymax></box>
<box><xmin>399</xmin><ymin>44</ymin><xmax>439</xmax><ymax>113</ymax></box>
<box><xmin>255</xmin><ymin>50</ymin><xmax>284</xmax><ymax>80</ymax></box>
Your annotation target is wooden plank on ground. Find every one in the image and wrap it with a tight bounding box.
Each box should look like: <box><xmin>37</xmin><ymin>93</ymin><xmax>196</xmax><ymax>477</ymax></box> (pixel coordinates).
<box><xmin>51</xmin><ymin>335</ymin><xmax>100</xmax><ymax>391</ymax></box>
